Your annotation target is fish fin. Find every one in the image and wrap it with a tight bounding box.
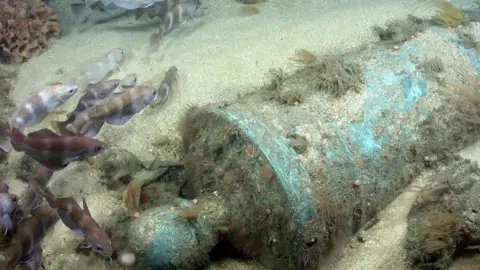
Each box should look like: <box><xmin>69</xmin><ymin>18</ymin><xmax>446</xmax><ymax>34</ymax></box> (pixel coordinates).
<box><xmin>134</xmin><ymin>10</ymin><xmax>144</xmax><ymax>20</ymax></box>
<box><xmin>9</xmin><ymin>128</ymin><xmax>26</xmax><ymax>152</ymax></box>
<box><xmin>45</xmin><ymin>223</ymin><xmax>55</xmax><ymax>238</ymax></box>
<box><xmin>67</xmin><ymin>229</ymin><xmax>83</xmax><ymax>237</ymax></box>
<box><xmin>28</xmin><ymin>153</ymin><xmax>68</xmax><ymax>171</ymax></box>
<box><xmin>149</xmin><ymin>33</ymin><xmax>162</xmax><ymax>52</ymax></box>
<box><xmin>66</xmin><ymin>124</ymin><xmax>80</xmax><ymax>135</ymax></box>
<box><xmin>82</xmin><ymin>198</ymin><xmax>92</xmax><ymax>217</ymax></box>
<box><xmin>0</xmin><ymin>215</ymin><xmax>12</xmax><ymax>231</ymax></box>
<box><xmin>70</xmin><ymin>3</ymin><xmax>90</xmax><ymax>24</ymax></box>
<box><xmin>106</xmin><ymin>114</ymin><xmax>134</xmax><ymax>126</ymax></box>
<box><xmin>0</xmin><ymin>121</ymin><xmax>12</xmax><ymax>153</ymax></box>
<box><xmin>39</xmin><ymin>188</ymin><xmax>58</xmax><ymax>209</ymax></box>
<box><xmin>0</xmin><ymin>138</ymin><xmax>12</xmax><ymax>153</ymax></box>
<box><xmin>27</xmin><ymin>129</ymin><xmax>60</xmax><ymax>138</ymax></box>
<box><xmin>120</xmin><ymin>85</ymin><xmax>133</xmax><ymax>90</ymax></box>
<box><xmin>81</xmin><ymin>99</ymin><xmax>99</xmax><ymax>108</ymax></box>
<box><xmin>76</xmin><ymin>75</ymin><xmax>90</xmax><ymax>92</ymax></box>
<box><xmin>46</xmin><ymin>81</ymin><xmax>63</xmax><ymax>86</ymax></box>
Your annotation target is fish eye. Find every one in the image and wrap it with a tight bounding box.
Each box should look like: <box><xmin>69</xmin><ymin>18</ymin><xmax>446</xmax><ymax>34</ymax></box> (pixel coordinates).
<box><xmin>96</xmin><ymin>245</ymin><xmax>103</xmax><ymax>252</ymax></box>
<box><xmin>69</xmin><ymin>89</ymin><xmax>75</xmax><ymax>94</ymax></box>
<box><xmin>94</xmin><ymin>146</ymin><xmax>103</xmax><ymax>152</ymax></box>
<box><xmin>5</xmin><ymin>184</ymin><xmax>8</xmax><ymax>191</ymax></box>
<box><xmin>152</xmin><ymin>90</ymin><xmax>157</xmax><ymax>97</ymax></box>
<box><xmin>12</xmin><ymin>196</ymin><xmax>18</xmax><ymax>203</ymax></box>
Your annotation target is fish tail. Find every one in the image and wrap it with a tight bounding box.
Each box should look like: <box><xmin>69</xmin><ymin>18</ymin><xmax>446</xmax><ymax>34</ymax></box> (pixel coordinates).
<box><xmin>76</xmin><ymin>75</ymin><xmax>90</xmax><ymax>93</ymax></box>
<box><xmin>51</xmin><ymin>120</ymin><xmax>72</xmax><ymax>136</ymax></box>
<box><xmin>9</xmin><ymin>128</ymin><xmax>26</xmax><ymax>152</ymax></box>
<box><xmin>0</xmin><ymin>120</ymin><xmax>12</xmax><ymax>153</ymax></box>
<box><xmin>0</xmin><ymin>214</ymin><xmax>12</xmax><ymax>231</ymax></box>
<box><xmin>39</xmin><ymin>188</ymin><xmax>57</xmax><ymax>209</ymax></box>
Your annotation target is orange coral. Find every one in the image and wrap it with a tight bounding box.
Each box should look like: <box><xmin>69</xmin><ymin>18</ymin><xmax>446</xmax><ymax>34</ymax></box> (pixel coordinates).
<box><xmin>0</xmin><ymin>0</ymin><xmax>60</xmax><ymax>63</ymax></box>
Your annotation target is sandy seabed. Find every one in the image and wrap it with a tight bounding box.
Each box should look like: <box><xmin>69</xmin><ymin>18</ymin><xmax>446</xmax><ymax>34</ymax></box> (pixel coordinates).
<box><xmin>4</xmin><ymin>0</ymin><xmax>480</xmax><ymax>269</ymax></box>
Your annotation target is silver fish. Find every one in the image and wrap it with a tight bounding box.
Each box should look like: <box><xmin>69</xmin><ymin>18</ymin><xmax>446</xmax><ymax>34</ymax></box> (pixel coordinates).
<box><xmin>8</xmin><ymin>84</ymin><xmax>79</xmax><ymax>132</ymax></box>
<box><xmin>101</xmin><ymin>0</ymin><xmax>159</xmax><ymax>10</ymax></box>
<box><xmin>79</xmin><ymin>48</ymin><xmax>124</xmax><ymax>85</ymax></box>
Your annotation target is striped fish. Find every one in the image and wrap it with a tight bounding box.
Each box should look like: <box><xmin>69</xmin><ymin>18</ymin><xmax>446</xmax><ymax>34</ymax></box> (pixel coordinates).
<box><xmin>0</xmin><ymin>123</ymin><xmax>107</xmax><ymax>171</ymax></box>
<box><xmin>0</xmin><ymin>205</ymin><xmax>59</xmax><ymax>269</ymax></box>
<box><xmin>9</xmin><ymin>84</ymin><xmax>79</xmax><ymax>132</ymax></box>
<box><xmin>78</xmin><ymin>48</ymin><xmax>124</xmax><ymax>85</ymax></box>
<box><xmin>42</xmin><ymin>190</ymin><xmax>113</xmax><ymax>257</ymax></box>
<box><xmin>66</xmin><ymin>85</ymin><xmax>158</xmax><ymax>135</ymax></box>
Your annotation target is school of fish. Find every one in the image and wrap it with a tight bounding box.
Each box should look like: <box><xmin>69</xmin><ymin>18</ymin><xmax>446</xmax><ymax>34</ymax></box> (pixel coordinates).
<box><xmin>0</xmin><ymin>0</ymin><xmax>190</xmax><ymax>267</ymax></box>
<box><xmin>0</xmin><ymin>55</ymin><xmax>178</xmax><ymax>269</ymax></box>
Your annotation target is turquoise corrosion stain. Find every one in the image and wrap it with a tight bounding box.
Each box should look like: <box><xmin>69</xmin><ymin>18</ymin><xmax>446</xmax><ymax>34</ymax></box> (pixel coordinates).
<box><xmin>322</xmin><ymin>44</ymin><xmax>428</xmax><ymax>185</ymax></box>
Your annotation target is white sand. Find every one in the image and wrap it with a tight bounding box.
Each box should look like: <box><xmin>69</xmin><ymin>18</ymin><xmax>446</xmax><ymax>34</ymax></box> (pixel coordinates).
<box><xmin>6</xmin><ymin>0</ymin><xmax>480</xmax><ymax>269</ymax></box>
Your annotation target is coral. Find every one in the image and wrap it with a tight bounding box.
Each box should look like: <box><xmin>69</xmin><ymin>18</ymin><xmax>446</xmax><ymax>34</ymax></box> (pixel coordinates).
<box><xmin>0</xmin><ymin>0</ymin><xmax>60</xmax><ymax>63</ymax></box>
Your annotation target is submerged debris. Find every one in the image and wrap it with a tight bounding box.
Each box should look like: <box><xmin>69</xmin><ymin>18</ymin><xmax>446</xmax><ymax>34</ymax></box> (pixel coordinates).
<box><xmin>433</xmin><ymin>1</ymin><xmax>465</xmax><ymax>28</ymax></box>
<box><xmin>290</xmin><ymin>50</ymin><xmax>363</xmax><ymax>97</ymax></box>
<box><xmin>419</xmin><ymin>57</ymin><xmax>444</xmax><ymax>79</ymax></box>
<box><xmin>373</xmin><ymin>15</ymin><xmax>428</xmax><ymax>43</ymax></box>
<box><xmin>457</xmin><ymin>31</ymin><xmax>480</xmax><ymax>52</ymax></box>
<box><xmin>406</xmin><ymin>159</ymin><xmax>480</xmax><ymax>269</ymax></box>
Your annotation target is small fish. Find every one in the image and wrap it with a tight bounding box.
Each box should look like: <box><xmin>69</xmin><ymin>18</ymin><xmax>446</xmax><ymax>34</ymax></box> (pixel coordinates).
<box><xmin>0</xmin><ymin>193</ymin><xmax>17</xmax><ymax>234</ymax></box>
<box><xmin>8</xmin><ymin>84</ymin><xmax>79</xmax><ymax>134</ymax></box>
<box><xmin>19</xmin><ymin>167</ymin><xmax>54</xmax><ymax>216</ymax></box>
<box><xmin>101</xmin><ymin>0</ymin><xmax>160</xmax><ymax>10</ymax></box>
<box><xmin>160</xmin><ymin>0</ymin><xmax>201</xmax><ymax>36</ymax></box>
<box><xmin>70</xmin><ymin>0</ymin><xmax>106</xmax><ymax>24</ymax></box>
<box><xmin>62</xmin><ymin>107</ymin><xmax>107</xmax><ymax>138</ymax></box>
<box><xmin>153</xmin><ymin>66</ymin><xmax>177</xmax><ymax>106</ymax></box>
<box><xmin>52</xmin><ymin>80</ymin><xmax>119</xmax><ymax>137</ymax></box>
<box><xmin>67</xmin><ymin>86</ymin><xmax>158</xmax><ymax>133</ymax></box>
<box><xmin>78</xmin><ymin>48</ymin><xmax>124</xmax><ymax>86</ymax></box>
<box><xmin>42</xmin><ymin>190</ymin><xmax>113</xmax><ymax>257</ymax></box>
<box><xmin>0</xmin><ymin>204</ymin><xmax>59</xmax><ymax>269</ymax></box>
<box><xmin>149</xmin><ymin>33</ymin><xmax>162</xmax><ymax>53</ymax></box>
<box><xmin>0</xmin><ymin>182</ymin><xmax>9</xmax><ymax>194</ymax></box>
<box><xmin>0</xmin><ymin>123</ymin><xmax>107</xmax><ymax>171</ymax></box>
<box><xmin>69</xmin><ymin>79</ymin><xmax>120</xmax><ymax>118</ymax></box>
